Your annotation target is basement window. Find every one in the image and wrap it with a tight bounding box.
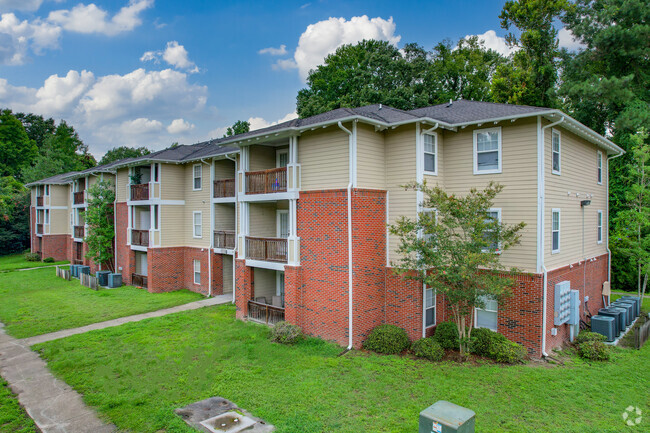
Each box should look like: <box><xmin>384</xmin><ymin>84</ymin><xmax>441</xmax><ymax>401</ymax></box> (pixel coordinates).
<box><xmin>193</xmin><ymin>260</ymin><xmax>201</xmax><ymax>285</ymax></box>
<box><xmin>425</xmin><ymin>285</ymin><xmax>436</xmax><ymax>328</ymax></box>
<box><xmin>475</xmin><ymin>296</ymin><xmax>498</xmax><ymax>331</ymax></box>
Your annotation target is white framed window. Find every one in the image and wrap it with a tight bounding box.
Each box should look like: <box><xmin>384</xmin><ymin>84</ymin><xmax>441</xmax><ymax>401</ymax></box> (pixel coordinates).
<box><xmin>276</xmin><ymin>271</ymin><xmax>285</xmax><ymax>307</ymax></box>
<box><xmin>193</xmin><ymin>259</ymin><xmax>201</xmax><ymax>284</ymax></box>
<box><xmin>425</xmin><ymin>285</ymin><xmax>436</xmax><ymax>328</ymax></box>
<box><xmin>153</xmin><ymin>205</ymin><xmax>159</xmax><ymax>230</ymax></box>
<box><xmin>552</xmin><ymin>209</ymin><xmax>561</xmax><ymax>253</ymax></box>
<box><xmin>475</xmin><ymin>295</ymin><xmax>498</xmax><ymax>331</ymax></box>
<box><xmin>45</xmin><ymin>185</ymin><xmax>50</xmax><ymax>196</ymax></box>
<box><xmin>597</xmin><ymin>210</ymin><xmax>603</xmax><ymax>244</ymax></box>
<box><xmin>419</xmin><ymin>208</ymin><xmax>438</xmax><ymax>242</ymax></box>
<box><xmin>277</xmin><ymin>210</ymin><xmax>289</xmax><ymax>238</ymax></box>
<box><xmin>153</xmin><ymin>163</ymin><xmax>159</xmax><ymax>183</ymax></box>
<box><xmin>597</xmin><ymin>151</ymin><xmax>603</xmax><ymax>184</ymax></box>
<box><xmin>483</xmin><ymin>208</ymin><xmax>501</xmax><ymax>253</ymax></box>
<box><xmin>193</xmin><ymin>164</ymin><xmax>202</xmax><ymax>190</ymax></box>
<box><xmin>552</xmin><ymin>129</ymin><xmax>561</xmax><ymax>175</ymax></box>
<box><xmin>276</xmin><ymin>149</ymin><xmax>289</xmax><ymax>168</ymax></box>
<box><xmin>44</xmin><ymin>209</ymin><xmax>50</xmax><ymax>224</ymax></box>
<box><xmin>423</xmin><ymin>133</ymin><xmax>437</xmax><ymax>175</ymax></box>
<box><xmin>473</xmin><ymin>127</ymin><xmax>502</xmax><ymax>174</ymax></box>
<box><xmin>193</xmin><ymin>211</ymin><xmax>202</xmax><ymax>238</ymax></box>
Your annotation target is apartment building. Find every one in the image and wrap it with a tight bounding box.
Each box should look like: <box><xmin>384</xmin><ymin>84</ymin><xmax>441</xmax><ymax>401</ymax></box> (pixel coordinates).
<box><xmin>28</xmin><ymin>101</ymin><xmax>623</xmax><ymax>357</ymax></box>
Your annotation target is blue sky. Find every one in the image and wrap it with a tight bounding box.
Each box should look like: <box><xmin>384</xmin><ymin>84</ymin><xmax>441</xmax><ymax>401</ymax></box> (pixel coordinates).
<box><xmin>0</xmin><ymin>0</ymin><xmax>579</xmax><ymax>157</ymax></box>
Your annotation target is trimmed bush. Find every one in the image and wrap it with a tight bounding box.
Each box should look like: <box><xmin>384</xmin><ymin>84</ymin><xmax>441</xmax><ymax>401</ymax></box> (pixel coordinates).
<box><xmin>410</xmin><ymin>338</ymin><xmax>444</xmax><ymax>361</ymax></box>
<box><xmin>270</xmin><ymin>321</ymin><xmax>302</xmax><ymax>344</ymax></box>
<box><xmin>575</xmin><ymin>331</ymin><xmax>607</xmax><ymax>344</ymax></box>
<box><xmin>433</xmin><ymin>322</ymin><xmax>459</xmax><ymax>350</ymax></box>
<box><xmin>471</xmin><ymin>327</ymin><xmax>507</xmax><ymax>357</ymax></box>
<box><xmin>578</xmin><ymin>340</ymin><xmax>610</xmax><ymax>361</ymax></box>
<box><xmin>43</xmin><ymin>257</ymin><xmax>55</xmax><ymax>263</ymax></box>
<box><xmin>489</xmin><ymin>340</ymin><xmax>528</xmax><ymax>364</ymax></box>
<box><xmin>24</xmin><ymin>252</ymin><xmax>41</xmax><ymax>262</ymax></box>
<box><xmin>363</xmin><ymin>324</ymin><xmax>410</xmax><ymax>354</ymax></box>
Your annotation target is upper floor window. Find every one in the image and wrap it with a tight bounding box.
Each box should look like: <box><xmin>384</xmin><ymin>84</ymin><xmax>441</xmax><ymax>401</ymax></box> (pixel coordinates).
<box><xmin>420</xmin><ymin>208</ymin><xmax>438</xmax><ymax>243</ymax></box>
<box><xmin>552</xmin><ymin>209</ymin><xmax>560</xmax><ymax>253</ymax></box>
<box><xmin>597</xmin><ymin>210</ymin><xmax>603</xmax><ymax>244</ymax></box>
<box><xmin>475</xmin><ymin>295</ymin><xmax>498</xmax><ymax>331</ymax></box>
<box><xmin>483</xmin><ymin>209</ymin><xmax>501</xmax><ymax>253</ymax></box>
<box><xmin>474</xmin><ymin>127</ymin><xmax>502</xmax><ymax>174</ymax></box>
<box><xmin>423</xmin><ymin>133</ymin><xmax>437</xmax><ymax>175</ymax></box>
<box><xmin>277</xmin><ymin>149</ymin><xmax>289</xmax><ymax>168</ymax></box>
<box><xmin>153</xmin><ymin>163</ymin><xmax>159</xmax><ymax>182</ymax></box>
<box><xmin>44</xmin><ymin>209</ymin><xmax>50</xmax><ymax>225</ymax></box>
<box><xmin>193</xmin><ymin>211</ymin><xmax>202</xmax><ymax>238</ymax></box>
<box><xmin>597</xmin><ymin>151</ymin><xmax>603</xmax><ymax>184</ymax></box>
<box><xmin>552</xmin><ymin>130</ymin><xmax>561</xmax><ymax>174</ymax></box>
<box><xmin>45</xmin><ymin>185</ymin><xmax>50</xmax><ymax>196</ymax></box>
<box><xmin>193</xmin><ymin>164</ymin><xmax>202</xmax><ymax>190</ymax></box>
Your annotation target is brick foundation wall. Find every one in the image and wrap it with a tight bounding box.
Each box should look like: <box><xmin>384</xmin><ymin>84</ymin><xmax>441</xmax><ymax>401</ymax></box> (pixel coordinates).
<box><xmin>385</xmin><ymin>269</ymin><xmax>424</xmax><ymax>341</ymax></box>
<box><xmin>146</xmin><ymin>247</ymin><xmax>211</xmax><ymax>295</ymax></box>
<box><xmin>182</xmin><ymin>247</ymin><xmax>211</xmax><ymax>296</ymax></box>
<box><xmin>40</xmin><ymin>234</ymin><xmax>68</xmax><ymax>261</ymax></box>
<box><xmin>235</xmin><ymin>258</ymin><xmax>253</xmax><ymax>319</ymax></box>
<box><xmin>211</xmin><ymin>253</ymin><xmax>224</xmax><ymax>295</ymax></box>
<box><xmin>114</xmin><ymin>202</ymin><xmax>135</xmax><ymax>285</ymax></box>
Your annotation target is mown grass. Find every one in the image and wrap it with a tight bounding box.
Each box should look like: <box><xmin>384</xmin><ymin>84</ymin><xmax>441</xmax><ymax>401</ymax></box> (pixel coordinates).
<box><xmin>0</xmin><ymin>379</ymin><xmax>37</xmax><ymax>433</ymax></box>
<box><xmin>36</xmin><ymin>305</ymin><xmax>649</xmax><ymax>433</ymax></box>
<box><xmin>0</xmin><ymin>253</ymin><xmax>68</xmax><ymax>272</ymax></box>
<box><xmin>0</xmin><ymin>268</ymin><xmax>204</xmax><ymax>338</ymax></box>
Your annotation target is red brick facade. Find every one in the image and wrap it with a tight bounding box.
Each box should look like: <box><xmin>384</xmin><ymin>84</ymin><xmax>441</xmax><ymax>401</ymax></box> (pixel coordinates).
<box><xmin>40</xmin><ymin>234</ymin><xmax>68</xmax><ymax>261</ymax></box>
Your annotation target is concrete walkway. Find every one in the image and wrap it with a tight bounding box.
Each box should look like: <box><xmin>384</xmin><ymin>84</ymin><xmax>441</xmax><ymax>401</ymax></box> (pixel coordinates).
<box><xmin>0</xmin><ymin>295</ymin><xmax>232</xmax><ymax>432</ymax></box>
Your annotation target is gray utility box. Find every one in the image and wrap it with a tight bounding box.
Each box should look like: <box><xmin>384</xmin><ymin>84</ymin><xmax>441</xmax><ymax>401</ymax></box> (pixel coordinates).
<box><xmin>597</xmin><ymin>309</ymin><xmax>622</xmax><ymax>336</ymax></box>
<box><xmin>78</xmin><ymin>265</ymin><xmax>90</xmax><ymax>276</ymax></box>
<box><xmin>419</xmin><ymin>401</ymin><xmax>475</xmax><ymax>433</ymax></box>
<box><xmin>612</xmin><ymin>301</ymin><xmax>635</xmax><ymax>325</ymax></box>
<box><xmin>620</xmin><ymin>296</ymin><xmax>641</xmax><ymax>316</ymax></box>
<box><xmin>568</xmin><ymin>289</ymin><xmax>580</xmax><ymax>325</ymax></box>
<box><xmin>554</xmin><ymin>281</ymin><xmax>571</xmax><ymax>325</ymax></box>
<box><xmin>96</xmin><ymin>271</ymin><xmax>111</xmax><ymax>286</ymax></box>
<box><xmin>591</xmin><ymin>315</ymin><xmax>616</xmax><ymax>341</ymax></box>
<box><xmin>107</xmin><ymin>273</ymin><xmax>122</xmax><ymax>288</ymax></box>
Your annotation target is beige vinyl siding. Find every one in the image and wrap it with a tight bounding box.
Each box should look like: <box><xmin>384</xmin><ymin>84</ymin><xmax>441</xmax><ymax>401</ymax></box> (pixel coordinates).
<box><xmin>249</xmin><ymin>202</ymin><xmax>278</xmax><ymax>237</ymax></box>
<box><xmin>214</xmin><ymin>159</ymin><xmax>236</xmax><ymax>180</ymax></box>
<box><xmin>50</xmin><ymin>208</ymin><xmax>69</xmax><ymax>234</ymax></box>
<box><xmin>385</xmin><ymin>124</ymin><xmax>418</xmax><ymax>264</ymax></box>
<box><xmin>133</xmin><ymin>205</ymin><xmax>150</xmax><ymax>230</ymax></box>
<box><xmin>116</xmin><ymin>168</ymin><xmax>129</xmax><ymax>202</ymax></box>
<box><xmin>31</xmin><ymin>188</ymin><xmax>36</xmax><ymax>203</ymax></box>
<box><xmin>99</xmin><ymin>173</ymin><xmax>116</xmax><ymax>188</ymax></box>
<box><xmin>253</xmin><ymin>268</ymin><xmax>277</xmax><ymax>301</ymax></box>
<box><xmin>299</xmin><ymin>125</ymin><xmax>350</xmax><ymax>190</ymax></box>
<box><xmin>160</xmin><ymin>205</ymin><xmax>185</xmax><ymax>246</ymax></box>
<box><xmin>249</xmin><ymin>145</ymin><xmax>276</xmax><ymax>171</ymax></box>
<box><xmin>357</xmin><ymin>123</ymin><xmax>386</xmax><ymax>189</ymax></box>
<box><xmin>161</xmin><ymin>164</ymin><xmax>185</xmax><ymax>201</ymax></box>
<box><xmin>185</xmin><ymin>163</ymin><xmax>211</xmax><ymax>247</ymax></box>
<box><xmin>223</xmin><ymin>255</ymin><xmax>233</xmax><ymax>293</ymax></box>
<box><xmin>545</xmin><ymin>124</ymin><xmax>608</xmax><ymax>269</ymax></box>
<box><xmin>441</xmin><ymin>119</ymin><xmax>538</xmax><ymax>271</ymax></box>
<box><xmin>214</xmin><ymin>203</ymin><xmax>236</xmax><ymax>231</ymax></box>
<box><xmin>50</xmin><ymin>185</ymin><xmax>69</xmax><ymax>207</ymax></box>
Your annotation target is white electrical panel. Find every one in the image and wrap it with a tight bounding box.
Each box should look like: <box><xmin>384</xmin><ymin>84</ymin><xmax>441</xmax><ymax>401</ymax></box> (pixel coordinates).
<box><xmin>554</xmin><ymin>281</ymin><xmax>571</xmax><ymax>325</ymax></box>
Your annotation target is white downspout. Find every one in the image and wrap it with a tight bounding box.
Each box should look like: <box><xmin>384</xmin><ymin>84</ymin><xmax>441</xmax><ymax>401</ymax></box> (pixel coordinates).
<box><xmin>225</xmin><ymin>153</ymin><xmax>238</xmax><ymax>303</ymax></box>
<box><xmin>606</xmin><ymin>152</ymin><xmax>624</xmax><ymax>305</ymax></box>
<box><xmin>201</xmin><ymin>158</ymin><xmax>213</xmax><ymax>297</ymax></box>
<box><xmin>338</xmin><ymin>121</ymin><xmax>354</xmax><ymax>350</ymax></box>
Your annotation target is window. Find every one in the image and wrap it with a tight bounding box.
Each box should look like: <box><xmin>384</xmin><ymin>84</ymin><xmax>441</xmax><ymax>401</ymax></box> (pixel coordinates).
<box><xmin>193</xmin><ymin>164</ymin><xmax>202</xmax><ymax>190</ymax></box>
<box><xmin>552</xmin><ymin>209</ymin><xmax>560</xmax><ymax>253</ymax></box>
<box><xmin>597</xmin><ymin>151</ymin><xmax>603</xmax><ymax>184</ymax></box>
<box><xmin>423</xmin><ymin>133</ymin><xmax>437</xmax><ymax>174</ymax></box>
<box><xmin>420</xmin><ymin>208</ymin><xmax>438</xmax><ymax>243</ymax></box>
<box><xmin>483</xmin><ymin>209</ymin><xmax>501</xmax><ymax>253</ymax></box>
<box><xmin>597</xmin><ymin>210</ymin><xmax>603</xmax><ymax>244</ymax></box>
<box><xmin>277</xmin><ymin>210</ymin><xmax>289</xmax><ymax>238</ymax></box>
<box><xmin>276</xmin><ymin>149</ymin><xmax>289</xmax><ymax>168</ymax></box>
<box><xmin>193</xmin><ymin>211</ymin><xmax>202</xmax><ymax>238</ymax></box>
<box><xmin>193</xmin><ymin>260</ymin><xmax>201</xmax><ymax>284</ymax></box>
<box><xmin>475</xmin><ymin>296</ymin><xmax>498</xmax><ymax>331</ymax></box>
<box><xmin>45</xmin><ymin>185</ymin><xmax>50</xmax><ymax>196</ymax></box>
<box><xmin>70</xmin><ymin>212</ymin><xmax>73</xmax><ymax>227</ymax></box>
<box><xmin>44</xmin><ymin>210</ymin><xmax>49</xmax><ymax>224</ymax></box>
<box><xmin>552</xmin><ymin>130</ymin><xmax>561</xmax><ymax>174</ymax></box>
<box><xmin>153</xmin><ymin>205</ymin><xmax>159</xmax><ymax>230</ymax></box>
<box><xmin>474</xmin><ymin>127</ymin><xmax>502</xmax><ymax>174</ymax></box>
<box><xmin>425</xmin><ymin>285</ymin><xmax>436</xmax><ymax>328</ymax></box>
<box><xmin>153</xmin><ymin>163</ymin><xmax>159</xmax><ymax>182</ymax></box>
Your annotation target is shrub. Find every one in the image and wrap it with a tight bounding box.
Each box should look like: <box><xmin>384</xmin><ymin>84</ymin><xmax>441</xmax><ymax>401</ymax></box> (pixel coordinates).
<box><xmin>471</xmin><ymin>327</ymin><xmax>507</xmax><ymax>357</ymax></box>
<box><xmin>578</xmin><ymin>340</ymin><xmax>610</xmax><ymax>361</ymax></box>
<box><xmin>43</xmin><ymin>257</ymin><xmax>55</xmax><ymax>263</ymax></box>
<box><xmin>433</xmin><ymin>322</ymin><xmax>459</xmax><ymax>350</ymax></box>
<box><xmin>575</xmin><ymin>331</ymin><xmax>607</xmax><ymax>344</ymax></box>
<box><xmin>24</xmin><ymin>252</ymin><xmax>41</xmax><ymax>262</ymax></box>
<box><xmin>270</xmin><ymin>321</ymin><xmax>302</xmax><ymax>344</ymax></box>
<box><xmin>410</xmin><ymin>338</ymin><xmax>444</xmax><ymax>361</ymax></box>
<box><xmin>489</xmin><ymin>340</ymin><xmax>528</xmax><ymax>364</ymax></box>
<box><xmin>363</xmin><ymin>324</ymin><xmax>410</xmax><ymax>354</ymax></box>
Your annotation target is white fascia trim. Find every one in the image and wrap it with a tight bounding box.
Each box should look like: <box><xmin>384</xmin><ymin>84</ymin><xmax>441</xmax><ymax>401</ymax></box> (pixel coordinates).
<box><xmin>239</xmin><ymin>191</ymin><xmax>299</xmax><ymax>202</ymax></box>
<box><xmin>127</xmin><ymin>200</ymin><xmax>185</xmax><ymax>206</ymax></box>
<box><xmin>245</xmin><ymin>259</ymin><xmax>286</xmax><ymax>271</ymax></box>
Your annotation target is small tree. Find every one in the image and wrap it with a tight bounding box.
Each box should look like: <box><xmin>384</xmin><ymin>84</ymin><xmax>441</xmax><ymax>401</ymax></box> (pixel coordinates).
<box><xmin>84</xmin><ymin>180</ymin><xmax>115</xmax><ymax>272</ymax></box>
<box><xmin>390</xmin><ymin>181</ymin><xmax>525</xmax><ymax>356</ymax></box>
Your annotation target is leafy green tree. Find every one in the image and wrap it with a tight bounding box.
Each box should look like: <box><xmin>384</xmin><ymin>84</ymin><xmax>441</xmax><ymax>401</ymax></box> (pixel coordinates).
<box><xmin>99</xmin><ymin>146</ymin><xmax>151</xmax><ymax>165</ymax></box>
<box><xmin>0</xmin><ymin>176</ymin><xmax>30</xmax><ymax>254</ymax></box>
<box><xmin>389</xmin><ymin>182</ymin><xmax>525</xmax><ymax>356</ymax></box>
<box><xmin>224</xmin><ymin>120</ymin><xmax>250</xmax><ymax>137</ymax></box>
<box><xmin>84</xmin><ymin>180</ymin><xmax>115</xmax><ymax>271</ymax></box>
<box><xmin>0</xmin><ymin>110</ymin><xmax>38</xmax><ymax>180</ymax></box>
<box><xmin>13</xmin><ymin>112</ymin><xmax>56</xmax><ymax>152</ymax></box>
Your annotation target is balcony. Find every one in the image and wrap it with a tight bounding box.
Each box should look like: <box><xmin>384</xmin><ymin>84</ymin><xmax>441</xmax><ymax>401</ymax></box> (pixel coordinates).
<box><xmin>73</xmin><ymin>191</ymin><xmax>85</xmax><ymax>205</ymax></box>
<box><xmin>132</xmin><ymin>273</ymin><xmax>148</xmax><ymax>288</ymax></box>
<box><xmin>131</xmin><ymin>229</ymin><xmax>150</xmax><ymax>247</ymax></box>
<box><xmin>36</xmin><ymin>196</ymin><xmax>43</xmax><ymax>207</ymax></box>
<box><xmin>247</xmin><ymin>300</ymin><xmax>285</xmax><ymax>325</ymax></box>
<box><xmin>245</xmin><ymin>167</ymin><xmax>287</xmax><ymax>195</ymax></box>
<box><xmin>36</xmin><ymin>224</ymin><xmax>43</xmax><ymax>235</ymax></box>
<box><xmin>130</xmin><ymin>183</ymin><xmax>149</xmax><ymax>201</ymax></box>
<box><xmin>213</xmin><ymin>179</ymin><xmax>236</xmax><ymax>198</ymax></box>
<box><xmin>245</xmin><ymin>237</ymin><xmax>287</xmax><ymax>263</ymax></box>
<box><xmin>73</xmin><ymin>243</ymin><xmax>83</xmax><ymax>265</ymax></box>
<box><xmin>74</xmin><ymin>225</ymin><xmax>84</xmax><ymax>239</ymax></box>
<box><xmin>214</xmin><ymin>230</ymin><xmax>236</xmax><ymax>249</ymax></box>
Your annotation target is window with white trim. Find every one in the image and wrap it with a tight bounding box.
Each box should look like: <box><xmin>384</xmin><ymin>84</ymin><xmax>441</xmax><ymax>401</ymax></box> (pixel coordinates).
<box><xmin>597</xmin><ymin>151</ymin><xmax>603</xmax><ymax>184</ymax></box>
<box><xmin>552</xmin><ymin>130</ymin><xmax>561</xmax><ymax>174</ymax></box>
<box><xmin>277</xmin><ymin>210</ymin><xmax>289</xmax><ymax>238</ymax></box>
<box><xmin>44</xmin><ymin>209</ymin><xmax>49</xmax><ymax>224</ymax></box>
<box><xmin>475</xmin><ymin>295</ymin><xmax>498</xmax><ymax>331</ymax></box>
<box><xmin>276</xmin><ymin>149</ymin><xmax>289</xmax><ymax>168</ymax></box>
<box><xmin>45</xmin><ymin>185</ymin><xmax>50</xmax><ymax>196</ymax></box>
<box><xmin>597</xmin><ymin>210</ymin><xmax>603</xmax><ymax>244</ymax></box>
<box><xmin>193</xmin><ymin>260</ymin><xmax>201</xmax><ymax>284</ymax></box>
<box><xmin>193</xmin><ymin>211</ymin><xmax>202</xmax><ymax>238</ymax></box>
<box><xmin>473</xmin><ymin>127</ymin><xmax>502</xmax><ymax>174</ymax></box>
<box><xmin>193</xmin><ymin>164</ymin><xmax>202</xmax><ymax>190</ymax></box>
<box><xmin>425</xmin><ymin>285</ymin><xmax>436</xmax><ymax>328</ymax></box>
<box><xmin>420</xmin><ymin>208</ymin><xmax>438</xmax><ymax>243</ymax></box>
<box><xmin>552</xmin><ymin>209</ymin><xmax>560</xmax><ymax>253</ymax></box>
<box><xmin>423</xmin><ymin>133</ymin><xmax>437</xmax><ymax>174</ymax></box>
<box><xmin>482</xmin><ymin>209</ymin><xmax>501</xmax><ymax>253</ymax></box>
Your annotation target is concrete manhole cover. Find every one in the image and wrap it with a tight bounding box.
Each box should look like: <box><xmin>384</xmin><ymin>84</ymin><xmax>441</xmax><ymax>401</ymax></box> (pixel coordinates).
<box><xmin>200</xmin><ymin>411</ymin><xmax>256</xmax><ymax>433</ymax></box>
<box><xmin>175</xmin><ymin>397</ymin><xmax>274</xmax><ymax>432</ymax></box>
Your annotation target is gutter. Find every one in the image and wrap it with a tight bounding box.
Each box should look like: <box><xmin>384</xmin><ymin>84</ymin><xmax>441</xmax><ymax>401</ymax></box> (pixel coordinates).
<box><xmin>338</xmin><ymin>121</ymin><xmax>355</xmax><ymax>350</ymax></box>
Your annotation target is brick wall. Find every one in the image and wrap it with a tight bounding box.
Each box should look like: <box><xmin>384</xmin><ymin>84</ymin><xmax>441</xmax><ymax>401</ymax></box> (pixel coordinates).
<box><xmin>385</xmin><ymin>269</ymin><xmax>424</xmax><ymax>341</ymax></box>
<box><xmin>212</xmin><ymin>253</ymin><xmax>224</xmax><ymax>295</ymax></box>
<box><xmin>40</xmin><ymin>234</ymin><xmax>68</xmax><ymax>261</ymax></box>
<box><xmin>235</xmin><ymin>258</ymin><xmax>253</xmax><ymax>319</ymax></box>
<box><xmin>114</xmin><ymin>202</ymin><xmax>135</xmax><ymax>285</ymax></box>
<box><xmin>146</xmin><ymin>246</ymin><xmax>211</xmax><ymax>295</ymax></box>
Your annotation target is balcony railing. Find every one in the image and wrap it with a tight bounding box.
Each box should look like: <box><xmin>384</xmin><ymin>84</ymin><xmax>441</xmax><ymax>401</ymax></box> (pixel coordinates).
<box><xmin>130</xmin><ymin>183</ymin><xmax>149</xmax><ymax>201</ymax></box>
<box><xmin>74</xmin><ymin>225</ymin><xmax>84</xmax><ymax>239</ymax></box>
<box><xmin>213</xmin><ymin>179</ymin><xmax>236</xmax><ymax>198</ymax></box>
<box><xmin>247</xmin><ymin>300</ymin><xmax>285</xmax><ymax>325</ymax></box>
<box><xmin>214</xmin><ymin>230</ymin><xmax>236</xmax><ymax>249</ymax></box>
<box><xmin>36</xmin><ymin>224</ymin><xmax>43</xmax><ymax>235</ymax></box>
<box><xmin>36</xmin><ymin>196</ymin><xmax>43</xmax><ymax>206</ymax></box>
<box><xmin>132</xmin><ymin>273</ymin><xmax>148</xmax><ymax>288</ymax></box>
<box><xmin>73</xmin><ymin>191</ymin><xmax>85</xmax><ymax>205</ymax></box>
<box><xmin>245</xmin><ymin>237</ymin><xmax>288</xmax><ymax>262</ymax></box>
<box><xmin>131</xmin><ymin>229</ymin><xmax>149</xmax><ymax>247</ymax></box>
<box><xmin>245</xmin><ymin>167</ymin><xmax>287</xmax><ymax>195</ymax></box>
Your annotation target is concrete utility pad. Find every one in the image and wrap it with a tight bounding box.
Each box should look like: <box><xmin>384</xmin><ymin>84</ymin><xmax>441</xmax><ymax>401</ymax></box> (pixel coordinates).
<box><xmin>175</xmin><ymin>397</ymin><xmax>274</xmax><ymax>432</ymax></box>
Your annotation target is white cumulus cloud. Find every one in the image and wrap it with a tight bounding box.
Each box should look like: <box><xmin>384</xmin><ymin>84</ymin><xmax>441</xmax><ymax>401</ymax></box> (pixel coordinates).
<box><xmin>167</xmin><ymin>118</ymin><xmax>194</xmax><ymax>134</ymax></box>
<box><xmin>248</xmin><ymin>111</ymin><xmax>298</xmax><ymax>131</ymax></box>
<box><xmin>141</xmin><ymin>40</ymin><xmax>199</xmax><ymax>73</ymax></box>
<box><xmin>461</xmin><ymin>30</ymin><xmax>518</xmax><ymax>57</ymax></box>
<box><xmin>47</xmin><ymin>0</ymin><xmax>153</xmax><ymax>36</ymax></box>
<box><xmin>119</xmin><ymin>117</ymin><xmax>163</xmax><ymax>134</ymax></box>
<box><xmin>33</xmin><ymin>70</ymin><xmax>95</xmax><ymax>115</ymax></box>
<box><xmin>558</xmin><ymin>27</ymin><xmax>585</xmax><ymax>51</ymax></box>
<box><xmin>258</xmin><ymin>44</ymin><xmax>287</xmax><ymax>56</ymax></box>
<box><xmin>0</xmin><ymin>0</ymin><xmax>45</xmax><ymax>13</ymax></box>
<box><xmin>0</xmin><ymin>12</ymin><xmax>61</xmax><ymax>65</ymax></box>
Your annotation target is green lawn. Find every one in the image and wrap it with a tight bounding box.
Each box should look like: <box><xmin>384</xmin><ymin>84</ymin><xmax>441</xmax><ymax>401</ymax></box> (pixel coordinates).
<box><xmin>35</xmin><ymin>305</ymin><xmax>649</xmax><ymax>433</ymax></box>
<box><xmin>0</xmin><ymin>254</ymin><xmax>68</xmax><ymax>272</ymax></box>
<box><xmin>0</xmin><ymin>379</ymin><xmax>37</xmax><ymax>433</ymax></box>
<box><xmin>0</xmin><ymin>268</ymin><xmax>204</xmax><ymax>338</ymax></box>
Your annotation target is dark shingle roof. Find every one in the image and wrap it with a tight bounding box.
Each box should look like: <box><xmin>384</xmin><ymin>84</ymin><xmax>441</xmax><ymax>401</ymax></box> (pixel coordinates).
<box><xmin>408</xmin><ymin>100</ymin><xmax>551</xmax><ymax>124</ymax></box>
<box><xmin>24</xmin><ymin>171</ymin><xmax>79</xmax><ymax>187</ymax></box>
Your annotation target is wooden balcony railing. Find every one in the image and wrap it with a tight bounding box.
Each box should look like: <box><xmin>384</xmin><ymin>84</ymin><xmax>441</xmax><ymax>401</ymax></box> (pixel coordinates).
<box><xmin>213</xmin><ymin>179</ymin><xmax>236</xmax><ymax>198</ymax></box>
<box><xmin>130</xmin><ymin>183</ymin><xmax>149</xmax><ymax>201</ymax></box>
<box><xmin>36</xmin><ymin>196</ymin><xmax>43</xmax><ymax>206</ymax></box>
<box><xmin>245</xmin><ymin>237</ymin><xmax>288</xmax><ymax>262</ymax></box>
<box><xmin>245</xmin><ymin>167</ymin><xmax>287</xmax><ymax>194</ymax></box>
<box><xmin>132</xmin><ymin>273</ymin><xmax>148</xmax><ymax>288</ymax></box>
<box><xmin>74</xmin><ymin>225</ymin><xmax>84</xmax><ymax>239</ymax></box>
<box><xmin>214</xmin><ymin>230</ymin><xmax>236</xmax><ymax>249</ymax></box>
<box><xmin>73</xmin><ymin>191</ymin><xmax>85</xmax><ymax>205</ymax></box>
<box><xmin>247</xmin><ymin>300</ymin><xmax>285</xmax><ymax>325</ymax></box>
<box><xmin>36</xmin><ymin>224</ymin><xmax>43</xmax><ymax>235</ymax></box>
<box><xmin>131</xmin><ymin>229</ymin><xmax>149</xmax><ymax>247</ymax></box>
